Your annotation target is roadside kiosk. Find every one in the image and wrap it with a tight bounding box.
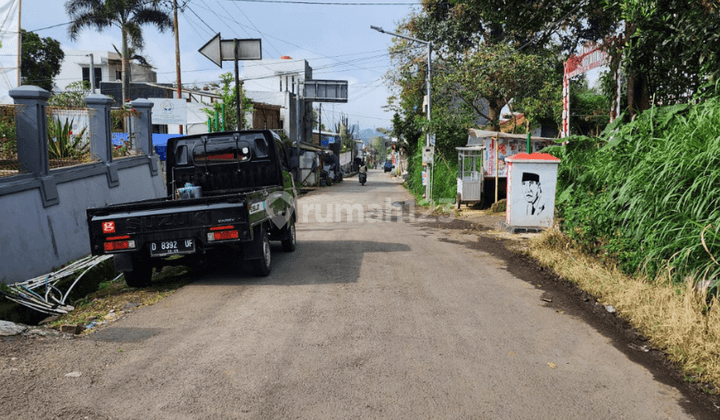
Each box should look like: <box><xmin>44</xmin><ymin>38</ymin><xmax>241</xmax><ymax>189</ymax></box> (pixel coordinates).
<box><xmin>456</xmin><ymin>146</ymin><xmax>485</xmax><ymax>208</ymax></box>
<box><xmin>466</xmin><ymin>129</ymin><xmax>555</xmax><ymax>204</ymax></box>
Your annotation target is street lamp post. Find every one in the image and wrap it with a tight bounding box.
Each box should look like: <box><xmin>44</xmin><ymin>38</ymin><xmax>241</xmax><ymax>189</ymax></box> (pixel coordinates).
<box><xmin>371</xmin><ymin>25</ymin><xmax>433</xmax><ymax>201</ymax></box>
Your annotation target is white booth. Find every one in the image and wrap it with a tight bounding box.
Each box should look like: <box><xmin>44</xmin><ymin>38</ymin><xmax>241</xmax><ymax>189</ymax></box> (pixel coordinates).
<box><xmin>505</xmin><ymin>153</ymin><xmax>561</xmax><ymax>229</ymax></box>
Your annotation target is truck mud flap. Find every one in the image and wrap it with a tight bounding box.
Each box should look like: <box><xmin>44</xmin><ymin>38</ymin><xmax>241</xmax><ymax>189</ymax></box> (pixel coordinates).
<box><xmin>113</xmin><ymin>254</ymin><xmax>134</xmax><ymax>272</ymax></box>
<box><xmin>243</xmin><ymin>225</ymin><xmax>264</xmax><ymax>260</ymax></box>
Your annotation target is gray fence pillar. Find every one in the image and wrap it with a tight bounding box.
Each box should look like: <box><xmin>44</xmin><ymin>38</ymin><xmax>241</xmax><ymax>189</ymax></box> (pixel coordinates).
<box><xmin>130</xmin><ymin>98</ymin><xmax>158</xmax><ymax>176</ymax></box>
<box><xmin>130</xmin><ymin>99</ymin><xmax>153</xmax><ymax>155</ymax></box>
<box><xmin>85</xmin><ymin>93</ymin><xmax>119</xmax><ymax>187</ymax></box>
<box><xmin>85</xmin><ymin>94</ymin><xmax>113</xmax><ymax>163</ymax></box>
<box><xmin>10</xmin><ymin>85</ymin><xmax>58</xmax><ymax>207</ymax></box>
<box><xmin>10</xmin><ymin>86</ymin><xmax>51</xmax><ymax>176</ymax></box>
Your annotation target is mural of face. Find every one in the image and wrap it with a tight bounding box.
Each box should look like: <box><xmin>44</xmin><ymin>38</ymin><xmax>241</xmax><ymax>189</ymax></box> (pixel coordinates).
<box><xmin>521</xmin><ymin>172</ymin><xmax>541</xmax><ymax>205</ymax></box>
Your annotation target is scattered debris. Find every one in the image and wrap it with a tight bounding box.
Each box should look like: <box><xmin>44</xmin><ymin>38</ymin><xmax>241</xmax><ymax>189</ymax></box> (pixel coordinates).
<box><xmin>60</xmin><ymin>324</ymin><xmax>85</xmax><ymax>335</ymax></box>
<box><xmin>39</xmin><ymin>315</ymin><xmax>60</xmax><ymax>325</ymax></box>
<box><xmin>0</xmin><ymin>320</ymin><xmax>27</xmax><ymax>337</ymax></box>
<box><xmin>0</xmin><ymin>255</ymin><xmax>112</xmax><ymax>315</ymax></box>
<box><xmin>122</xmin><ymin>302</ymin><xmax>139</xmax><ymax>311</ymax></box>
<box><xmin>548</xmin><ymin>362</ymin><xmax>557</xmax><ymax>369</ymax></box>
<box><xmin>64</xmin><ymin>371</ymin><xmax>82</xmax><ymax>378</ymax></box>
<box><xmin>25</xmin><ymin>329</ymin><xmax>49</xmax><ymax>337</ymax></box>
<box><xmin>628</xmin><ymin>343</ymin><xmax>650</xmax><ymax>353</ymax></box>
<box><xmin>541</xmin><ymin>298</ymin><xmax>553</xmax><ymax>303</ymax></box>
<box><xmin>605</xmin><ymin>305</ymin><xmax>616</xmax><ymax>313</ymax></box>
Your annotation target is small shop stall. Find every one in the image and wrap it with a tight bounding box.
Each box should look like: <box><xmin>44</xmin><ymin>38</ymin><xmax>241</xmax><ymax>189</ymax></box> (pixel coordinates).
<box><xmin>456</xmin><ymin>145</ymin><xmax>485</xmax><ymax>208</ymax></box>
<box><xmin>467</xmin><ymin>129</ymin><xmax>556</xmax><ymax>204</ymax></box>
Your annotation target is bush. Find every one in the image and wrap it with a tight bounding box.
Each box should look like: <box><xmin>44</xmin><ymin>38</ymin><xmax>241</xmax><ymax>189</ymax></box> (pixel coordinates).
<box><xmin>47</xmin><ymin>118</ymin><xmax>88</xmax><ymax>159</ymax></box>
<box><xmin>547</xmin><ymin>98</ymin><xmax>720</xmax><ymax>292</ymax></box>
<box><xmin>404</xmin><ymin>138</ymin><xmax>458</xmax><ymax>204</ymax></box>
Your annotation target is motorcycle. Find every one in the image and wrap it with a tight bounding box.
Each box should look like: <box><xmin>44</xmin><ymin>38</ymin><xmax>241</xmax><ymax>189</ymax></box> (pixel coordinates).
<box><xmin>359</xmin><ymin>172</ymin><xmax>367</xmax><ymax>185</ymax></box>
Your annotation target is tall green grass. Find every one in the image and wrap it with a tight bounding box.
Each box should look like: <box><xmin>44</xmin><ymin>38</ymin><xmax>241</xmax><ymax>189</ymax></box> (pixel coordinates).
<box><xmin>404</xmin><ymin>139</ymin><xmax>458</xmax><ymax>204</ymax></box>
<box><xmin>546</xmin><ymin>98</ymin><xmax>720</xmax><ymax>292</ymax></box>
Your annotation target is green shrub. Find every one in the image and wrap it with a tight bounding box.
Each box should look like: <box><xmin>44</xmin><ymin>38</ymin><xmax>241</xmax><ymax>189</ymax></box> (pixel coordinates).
<box><xmin>47</xmin><ymin>118</ymin><xmax>88</xmax><ymax>159</ymax></box>
<box><xmin>547</xmin><ymin>98</ymin><xmax>720</xmax><ymax>292</ymax></box>
<box><xmin>404</xmin><ymin>139</ymin><xmax>458</xmax><ymax>205</ymax></box>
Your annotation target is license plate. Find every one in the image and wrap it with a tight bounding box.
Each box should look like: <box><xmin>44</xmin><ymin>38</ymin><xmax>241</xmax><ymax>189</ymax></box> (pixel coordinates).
<box><xmin>149</xmin><ymin>239</ymin><xmax>195</xmax><ymax>257</ymax></box>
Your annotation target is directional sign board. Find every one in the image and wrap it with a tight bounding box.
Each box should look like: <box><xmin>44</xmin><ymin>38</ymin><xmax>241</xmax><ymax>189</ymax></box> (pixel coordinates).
<box><xmin>304</xmin><ymin>79</ymin><xmax>348</xmax><ymax>103</ymax></box>
<box><xmin>199</xmin><ymin>33</ymin><xmax>222</xmax><ymax>67</ymax></box>
<box><xmin>221</xmin><ymin>39</ymin><xmax>261</xmax><ymax>61</ymax></box>
<box><xmin>199</xmin><ymin>33</ymin><xmax>262</xmax><ymax>67</ymax></box>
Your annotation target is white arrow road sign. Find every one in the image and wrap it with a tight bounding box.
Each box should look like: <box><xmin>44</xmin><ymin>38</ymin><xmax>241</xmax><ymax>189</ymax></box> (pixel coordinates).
<box><xmin>198</xmin><ymin>33</ymin><xmax>222</xmax><ymax>67</ymax></box>
<box><xmin>198</xmin><ymin>33</ymin><xmax>262</xmax><ymax>67</ymax></box>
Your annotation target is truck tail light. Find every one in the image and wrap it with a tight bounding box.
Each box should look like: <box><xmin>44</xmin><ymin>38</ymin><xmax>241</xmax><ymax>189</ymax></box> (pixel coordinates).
<box><xmin>207</xmin><ymin>227</ymin><xmax>239</xmax><ymax>242</ymax></box>
<box><xmin>104</xmin><ymin>239</ymin><xmax>136</xmax><ymax>252</ymax></box>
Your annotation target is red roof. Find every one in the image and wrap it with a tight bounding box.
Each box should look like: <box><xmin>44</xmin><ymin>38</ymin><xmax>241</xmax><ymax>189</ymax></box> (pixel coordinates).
<box><xmin>506</xmin><ymin>153</ymin><xmax>561</xmax><ymax>162</ymax></box>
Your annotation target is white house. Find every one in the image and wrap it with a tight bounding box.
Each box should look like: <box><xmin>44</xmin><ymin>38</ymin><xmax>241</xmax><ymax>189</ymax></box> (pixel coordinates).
<box><xmin>54</xmin><ymin>49</ymin><xmax>157</xmax><ymax>92</ymax></box>
<box><xmin>243</xmin><ymin>57</ymin><xmax>314</xmax><ymax>142</ymax></box>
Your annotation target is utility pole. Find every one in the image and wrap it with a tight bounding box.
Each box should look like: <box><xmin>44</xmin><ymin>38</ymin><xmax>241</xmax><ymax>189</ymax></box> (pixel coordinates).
<box><xmin>88</xmin><ymin>53</ymin><xmax>96</xmax><ymax>93</ymax></box>
<box><xmin>295</xmin><ymin>82</ymin><xmax>303</xmax><ymax>181</ymax></box>
<box><xmin>371</xmin><ymin>25</ymin><xmax>433</xmax><ymax>200</ymax></box>
<box><xmin>173</xmin><ymin>0</ymin><xmax>183</xmax><ymax>134</ymax></box>
<box><xmin>234</xmin><ymin>39</ymin><xmax>242</xmax><ymax>130</ymax></box>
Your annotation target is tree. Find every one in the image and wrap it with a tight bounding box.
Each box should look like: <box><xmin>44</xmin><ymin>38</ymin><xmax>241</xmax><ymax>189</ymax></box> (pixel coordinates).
<box><xmin>410</xmin><ymin>0</ymin><xmax>618</xmax><ymax>57</ymax></box>
<box><xmin>439</xmin><ymin>44</ymin><xmax>556</xmax><ymax>130</ymax></box>
<box><xmin>333</xmin><ymin>113</ymin><xmax>357</xmax><ymax>152</ymax></box>
<box><xmin>48</xmin><ymin>80</ymin><xmax>91</xmax><ymax>108</ymax></box>
<box><xmin>66</xmin><ymin>0</ymin><xmax>174</xmax><ymax>105</ymax></box>
<box><xmin>603</xmin><ymin>0</ymin><xmax>720</xmax><ymax>114</ymax></box>
<box><xmin>205</xmin><ymin>72</ymin><xmax>253</xmax><ymax>131</ymax></box>
<box><xmin>385</xmin><ymin>1</ymin><xmax>620</xmax><ymax>137</ymax></box>
<box><xmin>21</xmin><ymin>30</ymin><xmax>64</xmax><ymax>91</ymax></box>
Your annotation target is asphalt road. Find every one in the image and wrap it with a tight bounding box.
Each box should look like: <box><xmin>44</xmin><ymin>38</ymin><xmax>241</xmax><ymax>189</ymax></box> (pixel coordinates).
<box><xmin>0</xmin><ymin>169</ymin><xmax>709</xmax><ymax>419</ymax></box>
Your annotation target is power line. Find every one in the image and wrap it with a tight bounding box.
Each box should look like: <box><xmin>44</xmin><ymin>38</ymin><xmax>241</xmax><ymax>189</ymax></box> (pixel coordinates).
<box><xmin>185</xmin><ymin>4</ymin><xmax>216</xmax><ymax>34</ymax></box>
<box><xmin>28</xmin><ymin>22</ymin><xmax>72</xmax><ymax>32</ymax></box>
<box><xmin>229</xmin><ymin>0</ymin><xmax>283</xmax><ymax>57</ymax></box>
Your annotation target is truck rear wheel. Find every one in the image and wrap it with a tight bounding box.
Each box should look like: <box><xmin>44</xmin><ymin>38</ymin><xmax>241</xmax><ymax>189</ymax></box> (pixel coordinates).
<box><xmin>252</xmin><ymin>226</ymin><xmax>272</xmax><ymax>277</ymax></box>
<box><xmin>281</xmin><ymin>218</ymin><xmax>296</xmax><ymax>252</ymax></box>
<box><xmin>123</xmin><ymin>258</ymin><xmax>152</xmax><ymax>288</ymax></box>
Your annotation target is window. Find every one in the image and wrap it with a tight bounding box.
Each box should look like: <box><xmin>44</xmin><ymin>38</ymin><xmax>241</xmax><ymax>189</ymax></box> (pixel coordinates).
<box><xmin>254</xmin><ymin>137</ymin><xmax>269</xmax><ymax>158</ymax></box>
<box><xmin>192</xmin><ymin>141</ymin><xmax>252</xmax><ymax>164</ymax></box>
<box><xmin>82</xmin><ymin>67</ymin><xmax>102</xmax><ymax>87</ymax></box>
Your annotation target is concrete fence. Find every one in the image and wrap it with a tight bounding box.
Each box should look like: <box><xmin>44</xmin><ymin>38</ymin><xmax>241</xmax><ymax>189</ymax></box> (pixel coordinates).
<box><xmin>0</xmin><ymin>86</ymin><xmax>165</xmax><ymax>285</ymax></box>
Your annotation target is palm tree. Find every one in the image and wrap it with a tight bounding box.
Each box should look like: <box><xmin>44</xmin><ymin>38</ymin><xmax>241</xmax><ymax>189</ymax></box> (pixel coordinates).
<box><xmin>66</xmin><ymin>0</ymin><xmax>173</xmax><ymax>105</ymax></box>
<box><xmin>334</xmin><ymin>113</ymin><xmax>358</xmax><ymax>152</ymax></box>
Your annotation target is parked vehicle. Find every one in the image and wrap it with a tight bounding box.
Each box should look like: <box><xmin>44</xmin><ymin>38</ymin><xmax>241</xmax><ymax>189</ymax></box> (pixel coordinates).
<box><xmin>384</xmin><ymin>160</ymin><xmax>394</xmax><ymax>173</ymax></box>
<box><xmin>86</xmin><ymin>130</ymin><xmax>297</xmax><ymax>287</ymax></box>
<box><xmin>322</xmin><ymin>152</ymin><xmax>343</xmax><ymax>183</ymax></box>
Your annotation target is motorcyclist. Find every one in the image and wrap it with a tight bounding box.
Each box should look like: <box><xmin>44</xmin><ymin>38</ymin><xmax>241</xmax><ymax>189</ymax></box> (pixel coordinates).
<box><xmin>359</xmin><ymin>161</ymin><xmax>368</xmax><ymax>185</ymax></box>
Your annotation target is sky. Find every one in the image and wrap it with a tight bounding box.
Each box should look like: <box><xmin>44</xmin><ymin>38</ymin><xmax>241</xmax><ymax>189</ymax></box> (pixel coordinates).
<box><xmin>21</xmin><ymin>0</ymin><xmax>422</xmax><ymax>131</ymax></box>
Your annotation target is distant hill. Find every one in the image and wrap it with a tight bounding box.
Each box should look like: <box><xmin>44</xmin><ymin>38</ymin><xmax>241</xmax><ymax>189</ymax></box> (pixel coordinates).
<box><xmin>357</xmin><ymin>127</ymin><xmax>387</xmax><ymax>144</ymax></box>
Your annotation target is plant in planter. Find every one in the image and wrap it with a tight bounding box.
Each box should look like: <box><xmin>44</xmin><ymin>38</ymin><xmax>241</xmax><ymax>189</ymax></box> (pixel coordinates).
<box><xmin>0</xmin><ymin>114</ymin><xmax>17</xmax><ymax>160</ymax></box>
<box><xmin>48</xmin><ymin>118</ymin><xmax>89</xmax><ymax>160</ymax></box>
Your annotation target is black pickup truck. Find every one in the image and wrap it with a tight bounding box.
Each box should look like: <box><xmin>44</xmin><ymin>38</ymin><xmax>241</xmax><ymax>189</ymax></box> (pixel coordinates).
<box><xmin>86</xmin><ymin>130</ymin><xmax>297</xmax><ymax>287</ymax></box>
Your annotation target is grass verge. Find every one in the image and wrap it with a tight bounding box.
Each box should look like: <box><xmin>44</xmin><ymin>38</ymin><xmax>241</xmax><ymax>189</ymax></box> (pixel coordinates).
<box><xmin>45</xmin><ymin>265</ymin><xmax>193</xmax><ymax>333</ymax></box>
<box><xmin>529</xmin><ymin>228</ymin><xmax>720</xmax><ymax>393</ymax></box>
